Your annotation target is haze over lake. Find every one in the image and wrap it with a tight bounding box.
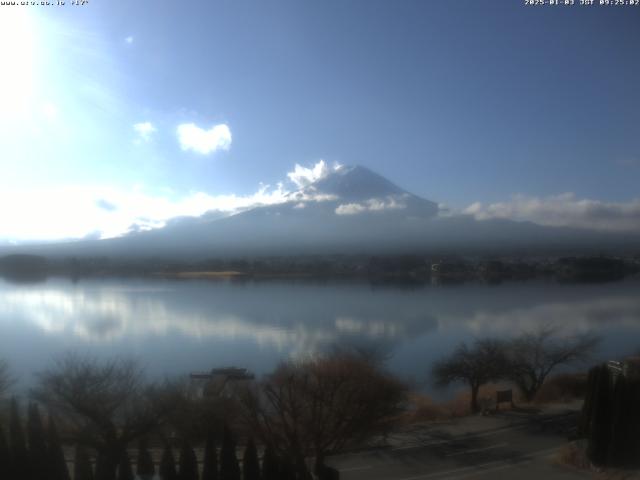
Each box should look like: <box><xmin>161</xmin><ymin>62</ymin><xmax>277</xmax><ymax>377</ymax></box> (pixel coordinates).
<box><xmin>2</xmin><ymin>276</ymin><xmax>638</xmax><ymax>394</ymax></box>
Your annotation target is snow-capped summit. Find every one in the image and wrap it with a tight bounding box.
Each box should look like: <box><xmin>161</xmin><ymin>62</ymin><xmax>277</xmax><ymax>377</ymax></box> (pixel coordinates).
<box><xmin>4</xmin><ymin>165</ymin><xmax>635</xmax><ymax>259</ymax></box>
<box><xmin>284</xmin><ymin>165</ymin><xmax>439</xmax><ymax>219</ymax></box>
<box><xmin>304</xmin><ymin>165</ymin><xmax>404</xmax><ymax>200</ymax></box>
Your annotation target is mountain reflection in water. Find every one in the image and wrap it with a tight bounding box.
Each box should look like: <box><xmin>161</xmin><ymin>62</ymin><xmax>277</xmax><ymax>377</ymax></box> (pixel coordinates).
<box><xmin>0</xmin><ymin>277</ymin><xmax>638</xmax><ymax>391</ymax></box>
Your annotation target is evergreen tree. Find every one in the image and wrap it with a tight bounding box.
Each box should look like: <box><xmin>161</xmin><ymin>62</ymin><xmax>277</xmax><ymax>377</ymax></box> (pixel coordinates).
<box><xmin>159</xmin><ymin>444</ymin><xmax>178</xmax><ymax>480</ymax></box>
<box><xmin>73</xmin><ymin>445</ymin><xmax>94</xmax><ymax>480</ymax></box>
<box><xmin>94</xmin><ymin>450</ymin><xmax>119</xmax><ymax>480</ymax></box>
<box><xmin>0</xmin><ymin>425</ymin><xmax>11</xmax><ymax>480</ymax></box>
<box><xmin>136</xmin><ymin>438</ymin><xmax>155</xmax><ymax>480</ymax></box>
<box><xmin>95</xmin><ymin>452</ymin><xmax>109</xmax><ymax>480</ymax></box>
<box><xmin>608</xmin><ymin>373</ymin><xmax>640</xmax><ymax>467</ymax></box>
<box><xmin>278</xmin><ymin>456</ymin><xmax>295</xmax><ymax>480</ymax></box>
<box><xmin>608</xmin><ymin>374</ymin><xmax>629</xmax><ymax>466</ymax></box>
<box><xmin>47</xmin><ymin>414</ymin><xmax>71</xmax><ymax>480</ymax></box>
<box><xmin>178</xmin><ymin>439</ymin><xmax>199</xmax><ymax>480</ymax></box>
<box><xmin>630</xmin><ymin>381</ymin><xmax>640</xmax><ymax>465</ymax></box>
<box><xmin>315</xmin><ymin>455</ymin><xmax>340</xmax><ymax>480</ymax></box>
<box><xmin>27</xmin><ymin>403</ymin><xmax>48</xmax><ymax>479</ymax></box>
<box><xmin>201</xmin><ymin>431</ymin><xmax>218</xmax><ymax>480</ymax></box>
<box><xmin>587</xmin><ymin>365</ymin><xmax>612</xmax><ymax>465</ymax></box>
<box><xmin>219</xmin><ymin>425</ymin><xmax>240</xmax><ymax>480</ymax></box>
<box><xmin>242</xmin><ymin>439</ymin><xmax>260</xmax><ymax>480</ymax></box>
<box><xmin>260</xmin><ymin>445</ymin><xmax>278</xmax><ymax>480</ymax></box>
<box><xmin>581</xmin><ymin>362</ymin><xmax>640</xmax><ymax>468</ymax></box>
<box><xmin>117</xmin><ymin>450</ymin><xmax>134</xmax><ymax>480</ymax></box>
<box><xmin>578</xmin><ymin>366</ymin><xmax>598</xmax><ymax>437</ymax></box>
<box><xmin>9</xmin><ymin>398</ymin><xmax>30</xmax><ymax>480</ymax></box>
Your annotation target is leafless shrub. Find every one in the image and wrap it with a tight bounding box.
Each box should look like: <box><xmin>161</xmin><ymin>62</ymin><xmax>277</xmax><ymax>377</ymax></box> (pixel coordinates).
<box><xmin>239</xmin><ymin>351</ymin><xmax>407</xmax><ymax>478</ymax></box>
<box><xmin>431</xmin><ymin>338</ymin><xmax>508</xmax><ymax>414</ymax></box>
<box><xmin>534</xmin><ymin>372</ymin><xmax>588</xmax><ymax>404</ymax></box>
<box><xmin>505</xmin><ymin>326</ymin><xmax>599</xmax><ymax>402</ymax></box>
<box><xmin>32</xmin><ymin>353</ymin><xmax>180</xmax><ymax>480</ymax></box>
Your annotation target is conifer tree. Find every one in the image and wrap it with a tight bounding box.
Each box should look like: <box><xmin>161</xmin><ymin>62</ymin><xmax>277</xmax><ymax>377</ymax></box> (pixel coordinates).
<box><xmin>47</xmin><ymin>414</ymin><xmax>71</xmax><ymax>480</ymax></box>
<box><xmin>278</xmin><ymin>456</ymin><xmax>296</xmax><ymax>480</ymax></box>
<box><xmin>136</xmin><ymin>438</ymin><xmax>155</xmax><ymax>480</ymax></box>
<box><xmin>95</xmin><ymin>452</ymin><xmax>111</xmax><ymax>480</ymax></box>
<box><xmin>159</xmin><ymin>444</ymin><xmax>178</xmax><ymax>480</ymax></box>
<box><xmin>220</xmin><ymin>425</ymin><xmax>240</xmax><ymax>480</ymax></box>
<box><xmin>587</xmin><ymin>365</ymin><xmax>612</xmax><ymax>465</ymax></box>
<box><xmin>73</xmin><ymin>445</ymin><xmax>94</xmax><ymax>480</ymax></box>
<box><xmin>608</xmin><ymin>374</ymin><xmax>629</xmax><ymax>466</ymax></box>
<box><xmin>28</xmin><ymin>403</ymin><xmax>48</xmax><ymax>479</ymax></box>
<box><xmin>0</xmin><ymin>425</ymin><xmax>11</xmax><ymax>480</ymax></box>
<box><xmin>10</xmin><ymin>398</ymin><xmax>30</xmax><ymax>480</ymax></box>
<box><xmin>578</xmin><ymin>366</ymin><xmax>598</xmax><ymax>437</ymax></box>
<box><xmin>201</xmin><ymin>431</ymin><xmax>218</xmax><ymax>480</ymax></box>
<box><xmin>178</xmin><ymin>439</ymin><xmax>199</xmax><ymax>480</ymax></box>
<box><xmin>260</xmin><ymin>445</ymin><xmax>278</xmax><ymax>480</ymax></box>
<box><xmin>117</xmin><ymin>450</ymin><xmax>134</xmax><ymax>480</ymax></box>
<box><xmin>242</xmin><ymin>438</ymin><xmax>260</xmax><ymax>480</ymax></box>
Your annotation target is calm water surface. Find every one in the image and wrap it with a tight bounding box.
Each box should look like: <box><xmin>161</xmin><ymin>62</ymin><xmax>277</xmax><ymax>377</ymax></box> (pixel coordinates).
<box><xmin>1</xmin><ymin>276</ymin><xmax>639</xmax><ymax>393</ymax></box>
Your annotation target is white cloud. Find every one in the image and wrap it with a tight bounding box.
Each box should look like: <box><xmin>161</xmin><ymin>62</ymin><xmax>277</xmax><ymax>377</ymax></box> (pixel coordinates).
<box><xmin>125</xmin><ymin>36</ymin><xmax>133</xmax><ymax>44</ymax></box>
<box><xmin>335</xmin><ymin>196</ymin><xmax>407</xmax><ymax>216</ymax></box>
<box><xmin>176</xmin><ymin>123</ymin><xmax>232</xmax><ymax>154</ymax></box>
<box><xmin>288</xmin><ymin>191</ymin><xmax>338</xmax><ymax>203</ymax></box>
<box><xmin>133</xmin><ymin>121</ymin><xmax>156</xmax><ymax>142</ymax></box>
<box><xmin>335</xmin><ymin>203</ymin><xmax>367</xmax><ymax>216</ymax></box>
<box><xmin>464</xmin><ymin>193</ymin><xmax>640</xmax><ymax>233</ymax></box>
<box><xmin>287</xmin><ymin>159</ymin><xmax>342</xmax><ymax>188</ymax></box>
<box><xmin>0</xmin><ymin>159</ymin><xmax>342</xmax><ymax>242</ymax></box>
<box><xmin>0</xmin><ymin>183</ymin><xmax>289</xmax><ymax>242</ymax></box>
<box><xmin>41</xmin><ymin>102</ymin><xmax>58</xmax><ymax>120</ymax></box>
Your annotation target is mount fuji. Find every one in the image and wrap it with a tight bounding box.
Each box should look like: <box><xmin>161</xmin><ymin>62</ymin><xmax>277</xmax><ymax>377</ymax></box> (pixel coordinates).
<box><xmin>5</xmin><ymin>165</ymin><xmax>638</xmax><ymax>259</ymax></box>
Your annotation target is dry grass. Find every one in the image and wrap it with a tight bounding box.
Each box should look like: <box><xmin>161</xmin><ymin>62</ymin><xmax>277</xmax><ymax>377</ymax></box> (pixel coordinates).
<box><xmin>596</xmin><ymin>473</ymin><xmax>640</xmax><ymax>480</ymax></box>
<box><xmin>405</xmin><ymin>393</ymin><xmax>452</xmax><ymax>423</ymax></box>
<box><xmin>451</xmin><ymin>383</ymin><xmax>513</xmax><ymax>414</ymax></box>
<box><xmin>404</xmin><ymin>375</ymin><xmax>590</xmax><ymax>428</ymax></box>
<box><xmin>404</xmin><ymin>383</ymin><xmax>512</xmax><ymax>423</ymax></box>
<box><xmin>555</xmin><ymin>441</ymin><xmax>592</xmax><ymax>471</ymax></box>
<box><xmin>555</xmin><ymin>442</ymin><xmax>640</xmax><ymax>480</ymax></box>
<box><xmin>534</xmin><ymin>373</ymin><xmax>588</xmax><ymax>405</ymax></box>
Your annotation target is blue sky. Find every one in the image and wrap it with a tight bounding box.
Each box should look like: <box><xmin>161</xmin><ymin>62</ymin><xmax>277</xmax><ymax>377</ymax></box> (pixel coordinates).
<box><xmin>1</xmin><ymin>0</ymin><xmax>639</xmax><ymax>241</ymax></box>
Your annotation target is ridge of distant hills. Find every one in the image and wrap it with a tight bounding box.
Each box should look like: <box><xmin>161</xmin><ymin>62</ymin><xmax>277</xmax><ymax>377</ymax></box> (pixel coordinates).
<box><xmin>1</xmin><ymin>165</ymin><xmax>639</xmax><ymax>260</ymax></box>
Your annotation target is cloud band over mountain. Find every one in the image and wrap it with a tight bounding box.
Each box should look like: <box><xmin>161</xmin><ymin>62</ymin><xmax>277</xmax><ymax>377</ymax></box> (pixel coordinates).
<box><xmin>2</xmin><ymin>161</ymin><xmax>640</xmax><ymax>244</ymax></box>
<box><xmin>464</xmin><ymin>193</ymin><xmax>640</xmax><ymax>233</ymax></box>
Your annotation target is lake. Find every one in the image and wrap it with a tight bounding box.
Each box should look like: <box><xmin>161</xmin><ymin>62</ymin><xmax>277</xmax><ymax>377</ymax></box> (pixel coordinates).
<box><xmin>1</xmin><ymin>276</ymin><xmax>639</xmax><ymax>395</ymax></box>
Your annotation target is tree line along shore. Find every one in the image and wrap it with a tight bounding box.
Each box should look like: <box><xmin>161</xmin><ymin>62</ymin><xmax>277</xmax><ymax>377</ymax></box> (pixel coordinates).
<box><xmin>1</xmin><ymin>253</ymin><xmax>639</xmax><ymax>284</ymax></box>
<box><xmin>1</xmin><ymin>325</ymin><xmax>636</xmax><ymax>479</ymax></box>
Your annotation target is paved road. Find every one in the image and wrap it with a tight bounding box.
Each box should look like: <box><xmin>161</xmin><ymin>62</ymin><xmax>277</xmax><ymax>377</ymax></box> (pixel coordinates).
<box><xmin>328</xmin><ymin>412</ymin><xmax>590</xmax><ymax>479</ymax></box>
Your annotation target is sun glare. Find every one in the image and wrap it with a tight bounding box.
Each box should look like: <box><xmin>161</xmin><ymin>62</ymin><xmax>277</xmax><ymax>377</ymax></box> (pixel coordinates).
<box><xmin>0</xmin><ymin>9</ymin><xmax>37</xmax><ymax>120</ymax></box>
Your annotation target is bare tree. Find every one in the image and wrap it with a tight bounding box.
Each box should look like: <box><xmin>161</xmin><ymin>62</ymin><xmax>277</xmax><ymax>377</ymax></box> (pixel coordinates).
<box><xmin>505</xmin><ymin>326</ymin><xmax>600</xmax><ymax>402</ymax></box>
<box><xmin>161</xmin><ymin>377</ymin><xmax>239</xmax><ymax>443</ymax></box>
<box><xmin>240</xmin><ymin>351</ymin><xmax>407</xmax><ymax>478</ymax></box>
<box><xmin>432</xmin><ymin>338</ymin><xmax>507</xmax><ymax>413</ymax></box>
<box><xmin>32</xmin><ymin>354</ymin><xmax>179</xmax><ymax>480</ymax></box>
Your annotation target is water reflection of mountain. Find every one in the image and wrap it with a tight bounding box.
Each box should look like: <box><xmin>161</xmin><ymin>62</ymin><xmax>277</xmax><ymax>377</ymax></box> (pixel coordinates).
<box><xmin>0</xmin><ymin>278</ymin><xmax>440</xmax><ymax>354</ymax></box>
<box><xmin>0</xmin><ymin>277</ymin><xmax>639</xmax><ymax>358</ymax></box>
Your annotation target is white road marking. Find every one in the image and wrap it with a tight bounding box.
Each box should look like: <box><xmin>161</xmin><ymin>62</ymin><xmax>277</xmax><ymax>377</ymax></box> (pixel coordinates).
<box><xmin>445</xmin><ymin>442</ymin><xmax>507</xmax><ymax>457</ymax></box>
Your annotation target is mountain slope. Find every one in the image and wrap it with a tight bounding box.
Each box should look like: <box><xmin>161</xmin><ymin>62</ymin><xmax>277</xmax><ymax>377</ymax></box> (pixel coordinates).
<box><xmin>3</xmin><ymin>165</ymin><xmax>639</xmax><ymax>259</ymax></box>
